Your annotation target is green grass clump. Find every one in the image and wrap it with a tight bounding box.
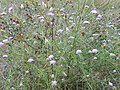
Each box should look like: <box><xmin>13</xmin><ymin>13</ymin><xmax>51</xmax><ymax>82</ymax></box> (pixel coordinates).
<box><xmin>0</xmin><ymin>0</ymin><xmax>120</xmax><ymax>90</ymax></box>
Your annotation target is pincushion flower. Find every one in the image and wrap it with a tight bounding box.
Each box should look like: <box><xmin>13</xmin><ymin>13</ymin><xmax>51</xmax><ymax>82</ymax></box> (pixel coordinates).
<box><xmin>48</xmin><ymin>55</ymin><xmax>54</xmax><ymax>60</ymax></box>
<box><xmin>118</xmin><ymin>32</ymin><xmax>120</xmax><ymax>36</ymax></box>
<box><xmin>92</xmin><ymin>34</ymin><xmax>100</xmax><ymax>37</ymax></box>
<box><xmin>112</xmin><ymin>70</ymin><xmax>116</xmax><ymax>73</ymax></box>
<box><xmin>91</xmin><ymin>9</ymin><xmax>98</xmax><ymax>14</ymax></box>
<box><xmin>27</xmin><ymin>58</ymin><xmax>34</xmax><ymax>62</ymax></box>
<box><xmin>8</xmin><ymin>37</ymin><xmax>14</xmax><ymax>40</ymax></box>
<box><xmin>11</xmin><ymin>87</ymin><xmax>14</xmax><ymax>89</ymax></box>
<box><xmin>52</xmin><ymin>80</ymin><xmax>57</xmax><ymax>86</ymax></box>
<box><xmin>96</xmin><ymin>14</ymin><xmax>102</xmax><ymax>20</ymax></box>
<box><xmin>102</xmin><ymin>40</ymin><xmax>107</xmax><ymax>43</ymax></box>
<box><xmin>0</xmin><ymin>42</ymin><xmax>4</xmax><ymax>46</ymax></box>
<box><xmin>20</xmin><ymin>81</ymin><xmax>23</xmax><ymax>86</ymax></box>
<box><xmin>92</xmin><ymin>49</ymin><xmax>98</xmax><ymax>54</ymax></box>
<box><xmin>51</xmin><ymin>74</ymin><xmax>54</xmax><ymax>78</ymax></box>
<box><xmin>3</xmin><ymin>55</ymin><xmax>8</xmax><ymax>58</ymax></box>
<box><xmin>12</xmin><ymin>22</ymin><xmax>16</xmax><ymax>25</ymax></box>
<box><xmin>110</xmin><ymin>53</ymin><xmax>116</xmax><ymax>57</ymax></box>
<box><xmin>47</xmin><ymin>12</ymin><xmax>55</xmax><ymax>17</ymax></box>
<box><xmin>40</xmin><ymin>19</ymin><xmax>44</xmax><ymax>22</ymax></box>
<box><xmin>88</xmin><ymin>50</ymin><xmax>92</xmax><ymax>53</ymax></box>
<box><xmin>1</xmin><ymin>12</ymin><xmax>7</xmax><ymax>15</ymax></box>
<box><xmin>85</xmin><ymin>5</ymin><xmax>89</xmax><ymax>8</ymax></box>
<box><xmin>93</xmin><ymin>57</ymin><xmax>97</xmax><ymax>60</ymax></box>
<box><xmin>20</xmin><ymin>4</ymin><xmax>24</xmax><ymax>9</ymax></box>
<box><xmin>3</xmin><ymin>39</ymin><xmax>9</xmax><ymax>43</ymax></box>
<box><xmin>76</xmin><ymin>50</ymin><xmax>82</xmax><ymax>54</ymax></box>
<box><xmin>108</xmin><ymin>82</ymin><xmax>113</xmax><ymax>86</ymax></box>
<box><xmin>50</xmin><ymin>60</ymin><xmax>56</xmax><ymax>65</ymax></box>
<box><xmin>9</xmin><ymin>6</ymin><xmax>13</xmax><ymax>13</ymax></box>
<box><xmin>107</xmin><ymin>39</ymin><xmax>112</xmax><ymax>42</ymax></box>
<box><xmin>60</xmin><ymin>8</ymin><xmax>65</xmax><ymax>12</ymax></box>
<box><xmin>25</xmin><ymin>71</ymin><xmax>29</xmax><ymax>73</ymax></box>
<box><xmin>83</xmin><ymin>20</ymin><xmax>90</xmax><ymax>24</ymax></box>
<box><xmin>38</xmin><ymin>16</ymin><xmax>44</xmax><ymax>19</ymax></box>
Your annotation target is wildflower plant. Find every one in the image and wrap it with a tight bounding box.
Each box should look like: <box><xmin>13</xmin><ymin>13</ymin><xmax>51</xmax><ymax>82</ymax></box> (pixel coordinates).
<box><xmin>0</xmin><ymin>0</ymin><xmax>120</xmax><ymax>90</ymax></box>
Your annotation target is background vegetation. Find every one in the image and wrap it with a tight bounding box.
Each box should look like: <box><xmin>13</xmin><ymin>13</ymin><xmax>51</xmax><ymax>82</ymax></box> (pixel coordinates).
<box><xmin>0</xmin><ymin>0</ymin><xmax>120</xmax><ymax>90</ymax></box>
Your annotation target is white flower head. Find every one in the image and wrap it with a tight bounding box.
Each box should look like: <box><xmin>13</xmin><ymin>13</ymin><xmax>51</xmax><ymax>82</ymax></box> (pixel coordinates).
<box><xmin>91</xmin><ymin>9</ymin><xmax>98</xmax><ymax>14</ymax></box>
<box><xmin>92</xmin><ymin>34</ymin><xmax>100</xmax><ymax>37</ymax></box>
<box><xmin>12</xmin><ymin>22</ymin><xmax>16</xmax><ymax>25</ymax></box>
<box><xmin>52</xmin><ymin>80</ymin><xmax>57</xmax><ymax>86</ymax></box>
<box><xmin>107</xmin><ymin>39</ymin><xmax>112</xmax><ymax>42</ymax></box>
<box><xmin>48</xmin><ymin>55</ymin><xmax>54</xmax><ymax>60</ymax></box>
<box><xmin>8</xmin><ymin>37</ymin><xmax>14</xmax><ymax>40</ymax></box>
<box><xmin>3</xmin><ymin>55</ymin><xmax>8</xmax><ymax>58</ymax></box>
<box><xmin>11</xmin><ymin>87</ymin><xmax>14</xmax><ymax>90</ymax></box>
<box><xmin>50</xmin><ymin>22</ymin><xmax>53</xmax><ymax>25</ymax></box>
<box><xmin>40</xmin><ymin>19</ymin><xmax>44</xmax><ymax>22</ymax></box>
<box><xmin>118</xmin><ymin>32</ymin><xmax>120</xmax><ymax>36</ymax></box>
<box><xmin>102</xmin><ymin>40</ymin><xmax>107</xmax><ymax>43</ymax></box>
<box><xmin>3</xmin><ymin>39</ymin><xmax>9</xmax><ymax>43</ymax></box>
<box><xmin>108</xmin><ymin>82</ymin><xmax>113</xmax><ymax>87</ymax></box>
<box><xmin>50</xmin><ymin>60</ymin><xmax>56</xmax><ymax>65</ymax></box>
<box><xmin>93</xmin><ymin>57</ymin><xmax>97</xmax><ymax>60</ymax></box>
<box><xmin>9</xmin><ymin>6</ymin><xmax>13</xmax><ymax>13</ymax></box>
<box><xmin>27</xmin><ymin>58</ymin><xmax>34</xmax><ymax>62</ymax></box>
<box><xmin>86</xmin><ymin>75</ymin><xmax>90</xmax><ymax>77</ymax></box>
<box><xmin>76</xmin><ymin>50</ymin><xmax>82</xmax><ymax>54</ymax></box>
<box><xmin>112</xmin><ymin>70</ymin><xmax>116</xmax><ymax>73</ymax></box>
<box><xmin>20</xmin><ymin>4</ymin><xmax>24</xmax><ymax>9</ymax></box>
<box><xmin>85</xmin><ymin>5</ymin><xmax>89</xmax><ymax>8</ymax></box>
<box><xmin>20</xmin><ymin>81</ymin><xmax>23</xmax><ymax>86</ymax></box>
<box><xmin>25</xmin><ymin>70</ymin><xmax>29</xmax><ymax>73</ymax></box>
<box><xmin>92</xmin><ymin>49</ymin><xmax>98</xmax><ymax>54</ymax></box>
<box><xmin>60</xmin><ymin>64</ymin><xmax>63</xmax><ymax>67</ymax></box>
<box><xmin>96</xmin><ymin>14</ymin><xmax>102</xmax><ymax>20</ymax></box>
<box><xmin>38</xmin><ymin>16</ymin><xmax>44</xmax><ymax>19</ymax></box>
<box><xmin>0</xmin><ymin>42</ymin><xmax>4</xmax><ymax>46</ymax></box>
<box><xmin>110</xmin><ymin>53</ymin><xmax>116</xmax><ymax>57</ymax></box>
<box><xmin>47</xmin><ymin>12</ymin><xmax>55</xmax><ymax>17</ymax></box>
<box><xmin>1</xmin><ymin>12</ymin><xmax>7</xmax><ymax>15</ymax></box>
<box><xmin>51</xmin><ymin>74</ymin><xmax>54</xmax><ymax>78</ymax></box>
<box><xmin>33</xmin><ymin>41</ymin><xmax>37</xmax><ymax>45</ymax></box>
<box><xmin>112</xmin><ymin>7</ymin><xmax>114</xmax><ymax>9</ymax></box>
<box><xmin>83</xmin><ymin>20</ymin><xmax>90</xmax><ymax>24</ymax></box>
<box><xmin>62</xmin><ymin>78</ymin><xmax>65</xmax><ymax>81</ymax></box>
<box><xmin>88</xmin><ymin>50</ymin><xmax>92</xmax><ymax>53</ymax></box>
<box><xmin>60</xmin><ymin>8</ymin><xmax>65</xmax><ymax>12</ymax></box>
